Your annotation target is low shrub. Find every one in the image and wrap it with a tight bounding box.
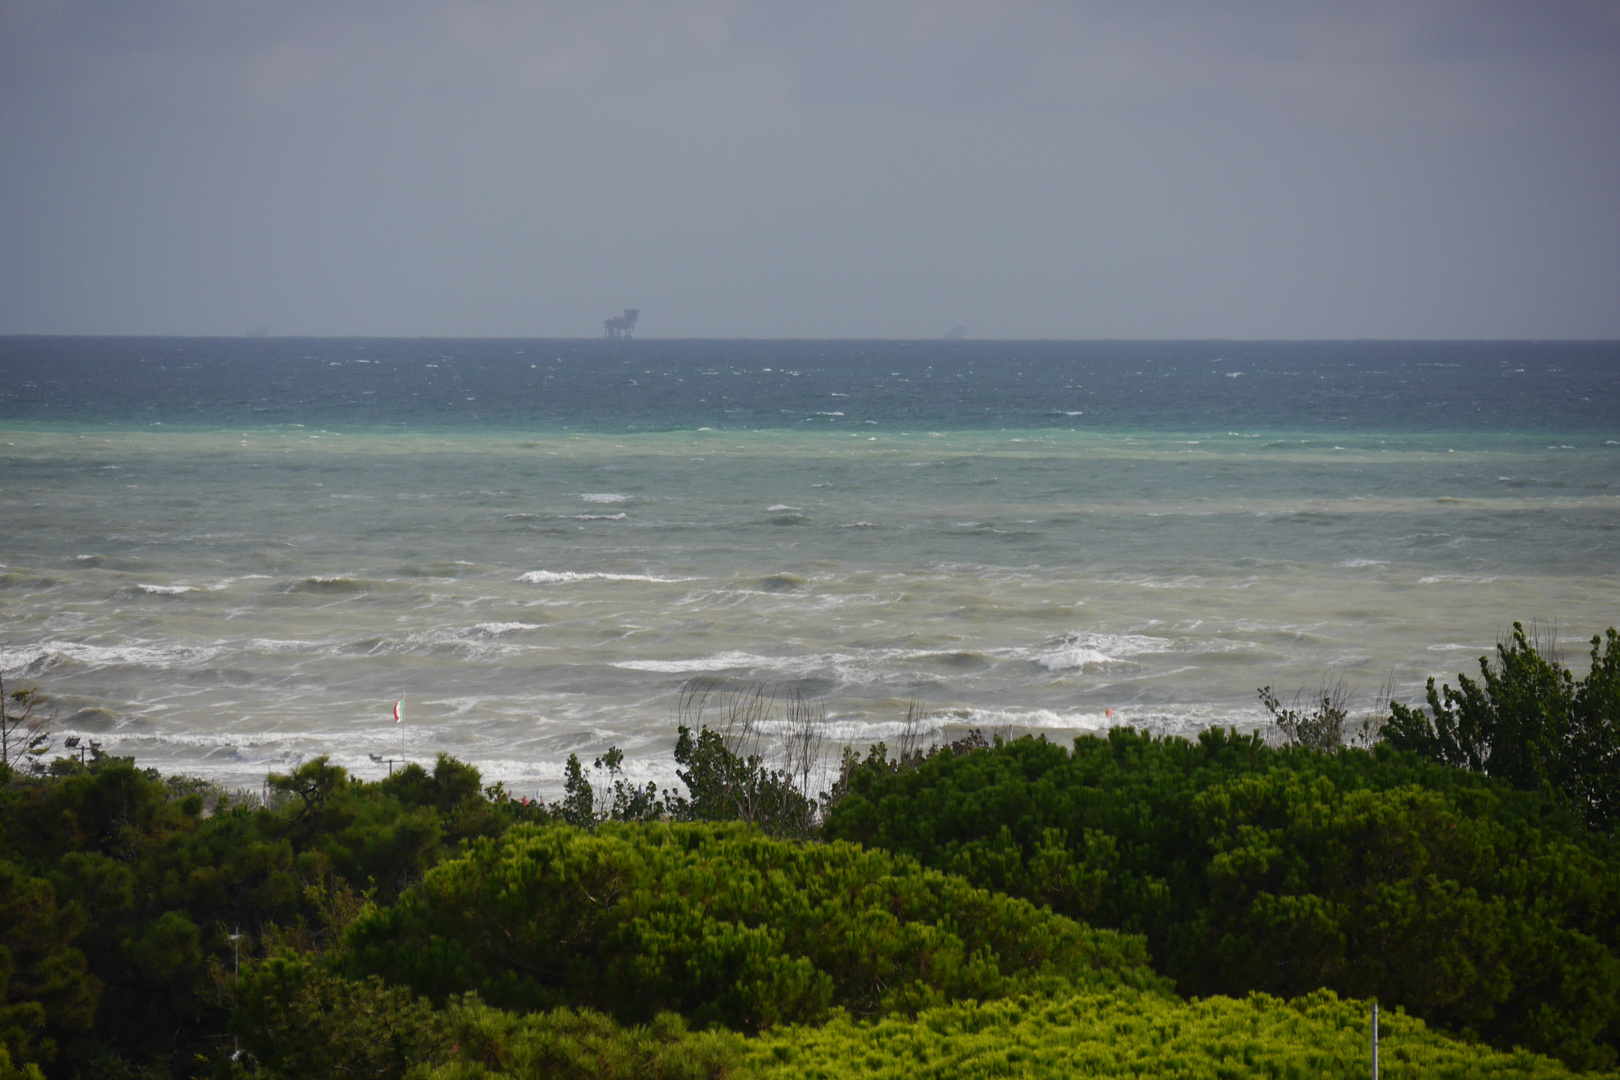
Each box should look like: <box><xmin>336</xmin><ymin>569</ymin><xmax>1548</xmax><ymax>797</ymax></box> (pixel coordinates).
<box><xmin>341</xmin><ymin>821</ymin><xmax>1167</xmax><ymax>1032</ymax></box>
<box><xmin>824</xmin><ymin>728</ymin><xmax>1620</xmax><ymax>1068</ymax></box>
<box><xmin>750</xmin><ymin>988</ymin><xmax>1599</xmax><ymax>1080</ymax></box>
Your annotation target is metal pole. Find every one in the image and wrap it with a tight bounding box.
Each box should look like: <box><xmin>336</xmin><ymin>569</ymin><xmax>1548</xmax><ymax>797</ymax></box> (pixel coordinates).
<box><xmin>229</xmin><ymin>928</ymin><xmax>241</xmax><ymax>1057</ymax></box>
<box><xmin>1372</xmin><ymin>1001</ymin><xmax>1379</xmax><ymax>1080</ymax></box>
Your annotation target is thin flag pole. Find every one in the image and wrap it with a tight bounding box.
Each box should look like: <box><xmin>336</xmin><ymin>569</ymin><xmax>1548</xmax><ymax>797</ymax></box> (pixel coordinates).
<box><xmin>394</xmin><ymin>698</ymin><xmax>404</xmax><ymax>768</ymax></box>
<box><xmin>1372</xmin><ymin>1000</ymin><xmax>1379</xmax><ymax>1080</ymax></box>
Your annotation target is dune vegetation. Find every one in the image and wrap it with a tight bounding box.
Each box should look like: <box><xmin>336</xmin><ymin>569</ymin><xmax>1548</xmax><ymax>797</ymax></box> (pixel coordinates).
<box><xmin>0</xmin><ymin>623</ymin><xmax>1616</xmax><ymax>1079</ymax></box>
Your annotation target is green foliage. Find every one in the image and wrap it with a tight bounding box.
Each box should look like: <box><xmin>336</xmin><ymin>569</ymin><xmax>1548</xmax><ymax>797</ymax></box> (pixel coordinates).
<box><xmin>749</xmin><ymin>989</ymin><xmax>1602</xmax><ymax>1080</ymax></box>
<box><xmin>0</xmin><ymin>861</ymin><xmax>98</xmax><ymax>1075</ymax></box>
<box><xmin>0</xmin><ymin>750</ymin><xmax>543</xmax><ymax>1077</ymax></box>
<box><xmin>557</xmin><ymin>753</ymin><xmax>598</xmax><ymax>826</ymax></box>
<box><xmin>233</xmin><ymin>954</ymin><xmax>454</xmax><ymax>1079</ymax></box>
<box><xmin>0</xmin><ymin>1047</ymin><xmax>45</xmax><ymax>1080</ymax></box>
<box><xmin>229</xmin><ymin>964</ymin><xmax>1611</xmax><ymax>1080</ymax></box>
<box><xmin>663</xmin><ymin>680</ymin><xmax>828</xmax><ymax>839</ymax></box>
<box><xmin>231</xmin><ymin>971</ymin><xmax>1612</xmax><ymax>1080</ymax></box>
<box><xmin>1258</xmin><ymin>680</ymin><xmax>1362</xmax><ymax>752</ymax></box>
<box><xmin>4</xmin><ymin>637</ymin><xmax>1617</xmax><ymax>1078</ymax></box>
<box><xmin>408</xmin><ymin>1003</ymin><xmax>749</xmax><ymax>1080</ymax></box>
<box><xmin>666</xmin><ymin>727</ymin><xmax>819</xmax><ymax>838</ymax></box>
<box><xmin>342</xmin><ymin>822</ymin><xmax>1166</xmax><ymax>1033</ymax></box>
<box><xmin>1384</xmin><ymin>624</ymin><xmax>1620</xmax><ymax>831</ymax></box>
<box><xmin>824</xmin><ymin>727</ymin><xmax>1620</xmax><ymax>1068</ymax></box>
<box><xmin>234</xmin><ymin>958</ymin><xmax>751</xmax><ymax>1080</ymax></box>
<box><xmin>552</xmin><ymin>748</ymin><xmax>663</xmax><ymax>828</ymax></box>
<box><xmin>0</xmin><ymin>673</ymin><xmax>53</xmax><ymax>775</ymax></box>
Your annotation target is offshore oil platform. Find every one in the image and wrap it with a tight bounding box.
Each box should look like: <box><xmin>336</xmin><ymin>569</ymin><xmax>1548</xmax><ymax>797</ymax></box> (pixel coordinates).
<box><xmin>603</xmin><ymin>308</ymin><xmax>640</xmax><ymax>338</ymax></box>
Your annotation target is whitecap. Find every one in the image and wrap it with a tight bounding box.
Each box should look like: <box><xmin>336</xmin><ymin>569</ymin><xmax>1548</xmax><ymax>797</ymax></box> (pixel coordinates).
<box><xmin>580</xmin><ymin>493</ymin><xmax>631</xmax><ymax>503</ymax></box>
<box><xmin>613</xmin><ymin>651</ymin><xmax>778</xmax><ymax>673</ymax></box>
<box><xmin>1036</xmin><ymin>647</ymin><xmax>1118</xmax><ymax>670</ymax></box>
<box><xmin>943</xmin><ymin>702</ymin><xmax>1268</xmax><ymax>738</ymax></box>
<box><xmin>1034</xmin><ymin>632</ymin><xmax>1176</xmax><ymax>672</ymax></box>
<box><xmin>247</xmin><ymin>638</ymin><xmax>321</xmax><ymax>653</ymax></box>
<box><xmin>472</xmin><ymin>622</ymin><xmax>542</xmax><ymax>636</ymax></box>
<box><xmin>137</xmin><ymin>584</ymin><xmax>197</xmax><ymax>595</ymax></box>
<box><xmin>517</xmin><ymin>570</ymin><xmax>686</xmax><ymax>584</ymax></box>
<box><xmin>573</xmin><ymin>513</ymin><xmax>628</xmax><ymax>521</ymax></box>
<box><xmin>767</xmin><ymin>504</ymin><xmax>801</xmax><ymax>513</ymax></box>
<box><xmin>30</xmin><ymin>640</ymin><xmax>222</xmax><ymax>669</ymax></box>
<box><xmin>1336</xmin><ymin>559</ymin><xmax>1387</xmax><ymax>568</ymax></box>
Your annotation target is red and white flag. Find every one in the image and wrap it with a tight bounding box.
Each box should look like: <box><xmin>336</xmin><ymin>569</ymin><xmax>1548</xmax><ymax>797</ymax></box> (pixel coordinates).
<box><xmin>393</xmin><ymin>700</ymin><xmax>402</xmax><ymax>723</ymax></box>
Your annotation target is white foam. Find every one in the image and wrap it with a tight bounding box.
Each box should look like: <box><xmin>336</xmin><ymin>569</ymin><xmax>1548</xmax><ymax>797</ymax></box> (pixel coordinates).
<box><xmin>137</xmin><ymin>584</ymin><xmax>198</xmax><ymax>595</ymax></box>
<box><xmin>31</xmin><ymin>640</ymin><xmax>223</xmax><ymax>669</ymax></box>
<box><xmin>472</xmin><ymin>622</ymin><xmax>542</xmax><ymax>635</ymax></box>
<box><xmin>580</xmin><ymin>493</ymin><xmax>630</xmax><ymax>503</ymax></box>
<box><xmin>573</xmin><ymin>513</ymin><xmax>628</xmax><ymax>521</ymax></box>
<box><xmin>246</xmin><ymin>638</ymin><xmax>321</xmax><ymax>652</ymax></box>
<box><xmin>1336</xmin><ymin>559</ymin><xmax>1388</xmax><ymax>568</ymax></box>
<box><xmin>767</xmin><ymin>504</ymin><xmax>801</xmax><ymax>512</ymax></box>
<box><xmin>614</xmin><ymin>651</ymin><xmax>779</xmax><ymax>673</ymax></box>
<box><xmin>1034</xmin><ymin>632</ymin><xmax>1176</xmax><ymax>672</ymax></box>
<box><xmin>1036</xmin><ymin>647</ymin><xmax>1118</xmax><ymax>671</ymax></box>
<box><xmin>517</xmin><ymin>570</ymin><xmax>687</xmax><ymax>584</ymax></box>
<box><xmin>943</xmin><ymin>702</ymin><xmax>1268</xmax><ymax>738</ymax></box>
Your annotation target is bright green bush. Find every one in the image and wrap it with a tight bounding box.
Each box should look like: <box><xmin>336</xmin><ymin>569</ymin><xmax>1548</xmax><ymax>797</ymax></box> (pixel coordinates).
<box><xmin>824</xmin><ymin>728</ymin><xmax>1620</xmax><ymax>1068</ymax></box>
<box><xmin>237</xmin><ymin>962</ymin><xmax>1605</xmax><ymax>1080</ymax></box>
<box><xmin>406</xmin><ymin>1003</ymin><xmax>749</xmax><ymax>1080</ymax></box>
<box><xmin>748</xmin><ymin>989</ymin><xmax>1602</xmax><ymax>1080</ymax></box>
<box><xmin>341</xmin><ymin>821</ymin><xmax>1168</xmax><ymax>1032</ymax></box>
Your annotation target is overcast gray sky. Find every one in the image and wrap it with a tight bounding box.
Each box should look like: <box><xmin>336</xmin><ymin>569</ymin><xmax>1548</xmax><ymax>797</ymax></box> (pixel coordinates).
<box><xmin>2</xmin><ymin>0</ymin><xmax>1617</xmax><ymax>338</ymax></box>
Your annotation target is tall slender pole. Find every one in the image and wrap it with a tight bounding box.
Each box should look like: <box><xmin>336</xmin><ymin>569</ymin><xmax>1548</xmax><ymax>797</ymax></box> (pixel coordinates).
<box><xmin>1372</xmin><ymin>1001</ymin><xmax>1379</xmax><ymax>1080</ymax></box>
<box><xmin>229</xmin><ymin>927</ymin><xmax>242</xmax><ymax>1057</ymax></box>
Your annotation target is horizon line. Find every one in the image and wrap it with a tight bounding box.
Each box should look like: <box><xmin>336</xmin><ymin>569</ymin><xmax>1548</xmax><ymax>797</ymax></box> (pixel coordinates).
<box><xmin>4</xmin><ymin>333</ymin><xmax>1619</xmax><ymax>345</ymax></box>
